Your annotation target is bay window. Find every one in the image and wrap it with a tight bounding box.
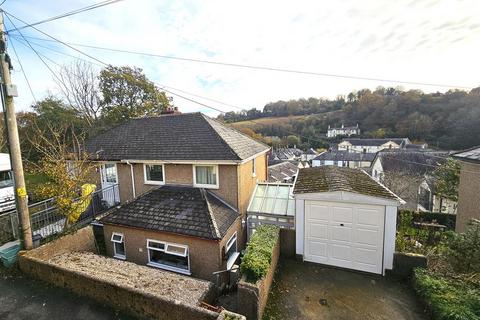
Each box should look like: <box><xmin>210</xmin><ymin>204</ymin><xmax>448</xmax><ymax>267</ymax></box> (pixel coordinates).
<box><xmin>144</xmin><ymin>164</ymin><xmax>165</xmax><ymax>185</ymax></box>
<box><xmin>147</xmin><ymin>239</ymin><xmax>190</xmax><ymax>274</ymax></box>
<box><xmin>193</xmin><ymin>165</ymin><xmax>218</xmax><ymax>188</ymax></box>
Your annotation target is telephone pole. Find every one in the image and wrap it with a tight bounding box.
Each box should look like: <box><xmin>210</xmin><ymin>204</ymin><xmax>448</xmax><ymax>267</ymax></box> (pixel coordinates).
<box><xmin>0</xmin><ymin>11</ymin><xmax>33</xmax><ymax>249</ymax></box>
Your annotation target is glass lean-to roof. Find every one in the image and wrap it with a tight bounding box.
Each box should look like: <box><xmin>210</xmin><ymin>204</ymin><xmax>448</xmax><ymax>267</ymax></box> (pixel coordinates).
<box><xmin>248</xmin><ymin>183</ymin><xmax>295</xmax><ymax>216</ymax></box>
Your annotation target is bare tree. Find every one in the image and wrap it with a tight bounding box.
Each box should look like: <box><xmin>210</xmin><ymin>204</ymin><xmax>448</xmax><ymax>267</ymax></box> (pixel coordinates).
<box><xmin>56</xmin><ymin>61</ymin><xmax>101</xmax><ymax>126</ymax></box>
<box><xmin>382</xmin><ymin>170</ymin><xmax>425</xmax><ymax>210</ymax></box>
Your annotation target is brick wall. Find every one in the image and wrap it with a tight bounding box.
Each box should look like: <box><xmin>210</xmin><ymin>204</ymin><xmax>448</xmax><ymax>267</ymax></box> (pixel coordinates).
<box><xmin>456</xmin><ymin>161</ymin><xmax>480</xmax><ymax>232</ymax></box>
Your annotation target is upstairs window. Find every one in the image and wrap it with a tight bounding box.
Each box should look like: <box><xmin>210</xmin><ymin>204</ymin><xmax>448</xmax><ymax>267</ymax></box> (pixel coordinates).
<box><xmin>144</xmin><ymin>164</ymin><xmax>165</xmax><ymax>185</ymax></box>
<box><xmin>111</xmin><ymin>232</ymin><xmax>126</xmax><ymax>259</ymax></box>
<box><xmin>193</xmin><ymin>165</ymin><xmax>218</xmax><ymax>188</ymax></box>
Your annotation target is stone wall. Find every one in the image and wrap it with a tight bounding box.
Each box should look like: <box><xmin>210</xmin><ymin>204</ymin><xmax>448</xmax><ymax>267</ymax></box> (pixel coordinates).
<box><xmin>390</xmin><ymin>252</ymin><xmax>427</xmax><ymax>278</ymax></box>
<box><xmin>237</xmin><ymin>232</ymin><xmax>280</xmax><ymax>320</ymax></box>
<box><xmin>18</xmin><ymin>226</ymin><xmax>229</xmax><ymax>320</ymax></box>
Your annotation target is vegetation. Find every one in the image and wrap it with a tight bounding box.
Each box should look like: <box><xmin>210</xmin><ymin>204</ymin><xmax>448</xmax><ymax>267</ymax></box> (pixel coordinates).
<box><xmin>240</xmin><ymin>225</ymin><xmax>280</xmax><ymax>283</ymax></box>
<box><xmin>221</xmin><ymin>86</ymin><xmax>480</xmax><ymax>150</ymax></box>
<box><xmin>433</xmin><ymin>159</ymin><xmax>461</xmax><ymax>204</ymax></box>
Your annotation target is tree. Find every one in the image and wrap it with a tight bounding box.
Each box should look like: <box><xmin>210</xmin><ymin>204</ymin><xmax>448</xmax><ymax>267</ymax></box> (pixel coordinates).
<box><xmin>287</xmin><ymin>135</ymin><xmax>300</xmax><ymax>147</ymax></box>
<box><xmin>433</xmin><ymin>159</ymin><xmax>460</xmax><ymax>211</ymax></box>
<box><xmin>99</xmin><ymin>66</ymin><xmax>172</xmax><ymax>124</ymax></box>
<box><xmin>0</xmin><ymin>113</ymin><xmax>6</xmax><ymax>152</ymax></box>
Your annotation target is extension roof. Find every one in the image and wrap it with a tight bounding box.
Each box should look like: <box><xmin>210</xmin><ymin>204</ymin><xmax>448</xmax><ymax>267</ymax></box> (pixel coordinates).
<box><xmin>313</xmin><ymin>150</ymin><xmax>376</xmax><ymax>162</ymax></box>
<box><xmin>101</xmin><ymin>186</ymin><xmax>239</xmax><ymax>240</ymax></box>
<box><xmin>85</xmin><ymin>113</ymin><xmax>269</xmax><ymax>161</ymax></box>
<box><xmin>452</xmin><ymin>146</ymin><xmax>480</xmax><ymax>164</ymax></box>
<box><xmin>293</xmin><ymin>166</ymin><xmax>399</xmax><ymax>200</ymax></box>
<box><xmin>340</xmin><ymin>138</ymin><xmax>409</xmax><ymax>147</ymax></box>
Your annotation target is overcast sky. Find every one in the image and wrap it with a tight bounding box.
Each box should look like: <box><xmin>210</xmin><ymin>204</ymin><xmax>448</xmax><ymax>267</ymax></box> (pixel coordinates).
<box><xmin>3</xmin><ymin>0</ymin><xmax>480</xmax><ymax>116</ymax></box>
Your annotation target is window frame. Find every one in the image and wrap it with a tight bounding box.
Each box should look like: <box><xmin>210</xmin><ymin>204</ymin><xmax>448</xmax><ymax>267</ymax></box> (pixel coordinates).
<box><xmin>146</xmin><ymin>239</ymin><xmax>191</xmax><ymax>275</ymax></box>
<box><xmin>111</xmin><ymin>232</ymin><xmax>126</xmax><ymax>260</ymax></box>
<box><xmin>192</xmin><ymin>164</ymin><xmax>219</xmax><ymax>189</ymax></box>
<box><xmin>143</xmin><ymin>163</ymin><xmax>166</xmax><ymax>185</ymax></box>
<box><xmin>225</xmin><ymin>232</ymin><xmax>239</xmax><ymax>270</ymax></box>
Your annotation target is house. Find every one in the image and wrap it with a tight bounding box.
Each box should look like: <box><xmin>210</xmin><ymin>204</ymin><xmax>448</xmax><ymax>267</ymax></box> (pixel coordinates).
<box><xmin>268</xmin><ymin>161</ymin><xmax>299</xmax><ymax>183</ymax></box>
<box><xmin>301</xmin><ymin>148</ymin><xmax>318</xmax><ymax>162</ymax></box>
<box><xmin>311</xmin><ymin>150</ymin><xmax>376</xmax><ymax>168</ymax></box>
<box><xmin>338</xmin><ymin>138</ymin><xmax>411</xmax><ymax>153</ymax></box>
<box><xmin>370</xmin><ymin>150</ymin><xmax>455</xmax><ymax>213</ymax></box>
<box><xmin>326</xmin><ymin>124</ymin><xmax>360</xmax><ymax>138</ymax></box>
<box><xmin>452</xmin><ymin>146</ymin><xmax>480</xmax><ymax>232</ymax></box>
<box><xmin>268</xmin><ymin>147</ymin><xmax>303</xmax><ymax>163</ymax></box>
<box><xmin>85</xmin><ymin>112</ymin><xmax>270</xmax><ymax>281</ymax></box>
<box><xmin>293</xmin><ymin>166</ymin><xmax>403</xmax><ymax>275</ymax></box>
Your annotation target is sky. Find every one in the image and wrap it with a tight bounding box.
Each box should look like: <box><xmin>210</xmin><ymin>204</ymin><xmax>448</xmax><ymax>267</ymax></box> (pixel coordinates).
<box><xmin>3</xmin><ymin>0</ymin><xmax>480</xmax><ymax>116</ymax></box>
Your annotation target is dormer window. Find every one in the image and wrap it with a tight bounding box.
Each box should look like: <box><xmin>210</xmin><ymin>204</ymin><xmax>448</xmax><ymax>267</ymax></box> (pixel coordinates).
<box><xmin>193</xmin><ymin>165</ymin><xmax>219</xmax><ymax>188</ymax></box>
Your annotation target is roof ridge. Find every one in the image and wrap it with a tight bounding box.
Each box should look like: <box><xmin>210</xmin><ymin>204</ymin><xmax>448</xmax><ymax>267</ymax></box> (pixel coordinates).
<box><xmin>202</xmin><ymin>189</ymin><xmax>222</xmax><ymax>239</ymax></box>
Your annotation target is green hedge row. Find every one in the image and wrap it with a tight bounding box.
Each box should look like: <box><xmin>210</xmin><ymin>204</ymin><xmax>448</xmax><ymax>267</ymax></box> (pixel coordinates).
<box><xmin>240</xmin><ymin>225</ymin><xmax>280</xmax><ymax>283</ymax></box>
<box><xmin>398</xmin><ymin>210</ymin><xmax>456</xmax><ymax>230</ymax></box>
<box><xmin>413</xmin><ymin>268</ymin><xmax>480</xmax><ymax>320</ymax></box>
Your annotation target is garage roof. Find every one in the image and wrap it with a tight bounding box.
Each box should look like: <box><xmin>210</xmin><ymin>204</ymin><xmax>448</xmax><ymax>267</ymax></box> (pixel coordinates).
<box><xmin>293</xmin><ymin>166</ymin><xmax>398</xmax><ymax>200</ymax></box>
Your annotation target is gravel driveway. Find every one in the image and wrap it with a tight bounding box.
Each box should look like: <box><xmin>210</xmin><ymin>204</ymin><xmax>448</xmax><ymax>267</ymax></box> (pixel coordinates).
<box><xmin>263</xmin><ymin>259</ymin><xmax>428</xmax><ymax>320</ymax></box>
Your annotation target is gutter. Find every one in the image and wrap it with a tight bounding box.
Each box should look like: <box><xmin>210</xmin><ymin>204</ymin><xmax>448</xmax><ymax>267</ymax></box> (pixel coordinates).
<box><xmin>125</xmin><ymin>161</ymin><xmax>136</xmax><ymax>198</ymax></box>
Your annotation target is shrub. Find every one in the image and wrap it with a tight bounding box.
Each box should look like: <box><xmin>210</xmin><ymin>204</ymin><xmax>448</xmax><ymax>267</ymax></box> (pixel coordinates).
<box><xmin>443</xmin><ymin>220</ymin><xmax>480</xmax><ymax>274</ymax></box>
<box><xmin>240</xmin><ymin>225</ymin><xmax>279</xmax><ymax>283</ymax></box>
<box><xmin>413</xmin><ymin>268</ymin><xmax>480</xmax><ymax>320</ymax></box>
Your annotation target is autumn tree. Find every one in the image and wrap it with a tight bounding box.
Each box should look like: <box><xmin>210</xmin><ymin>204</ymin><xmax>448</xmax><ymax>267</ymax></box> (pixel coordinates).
<box><xmin>99</xmin><ymin>66</ymin><xmax>172</xmax><ymax>124</ymax></box>
<box><xmin>433</xmin><ymin>158</ymin><xmax>460</xmax><ymax>210</ymax></box>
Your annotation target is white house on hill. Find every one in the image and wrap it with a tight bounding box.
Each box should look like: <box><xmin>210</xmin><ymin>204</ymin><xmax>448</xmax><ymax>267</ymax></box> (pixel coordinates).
<box><xmin>326</xmin><ymin>124</ymin><xmax>360</xmax><ymax>138</ymax></box>
<box><xmin>338</xmin><ymin>138</ymin><xmax>411</xmax><ymax>154</ymax></box>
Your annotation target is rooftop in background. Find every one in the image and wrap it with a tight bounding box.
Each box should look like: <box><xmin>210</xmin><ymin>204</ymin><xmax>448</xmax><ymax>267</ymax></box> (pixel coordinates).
<box><xmin>375</xmin><ymin>150</ymin><xmax>449</xmax><ymax>175</ymax></box>
<box><xmin>101</xmin><ymin>186</ymin><xmax>239</xmax><ymax>240</ymax></box>
<box><xmin>313</xmin><ymin>150</ymin><xmax>376</xmax><ymax>162</ymax></box>
<box><xmin>248</xmin><ymin>183</ymin><xmax>295</xmax><ymax>216</ymax></box>
<box><xmin>268</xmin><ymin>161</ymin><xmax>298</xmax><ymax>183</ymax></box>
<box><xmin>293</xmin><ymin>166</ymin><xmax>399</xmax><ymax>201</ymax></box>
<box><xmin>340</xmin><ymin>138</ymin><xmax>410</xmax><ymax>147</ymax></box>
<box><xmin>452</xmin><ymin>146</ymin><xmax>480</xmax><ymax>164</ymax></box>
<box><xmin>85</xmin><ymin>113</ymin><xmax>269</xmax><ymax>161</ymax></box>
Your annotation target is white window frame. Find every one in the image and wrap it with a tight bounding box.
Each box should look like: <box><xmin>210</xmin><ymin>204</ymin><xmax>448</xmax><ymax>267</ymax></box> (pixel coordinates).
<box><xmin>192</xmin><ymin>164</ymin><xmax>219</xmax><ymax>189</ymax></box>
<box><xmin>143</xmin><ymin>163</ymin><xmax>165</xmax><ymax>185</ymax></box>
<box><xmin>252</xmin><ymin>158</ymin><xmax>256</xmax><ymax>177</ymax></box>
<box><xmin>111</xmin><ymin>232</ymin><xmax>126</xmax><ymax>260</ymax></box>
<box><xmin>225</xmin><ymin>232</ymin><xmax>239</xmax><ymax>270</ymax></box>
<box><xmin>146</xmin><ymin>239</ymin><xmax>191</xmax><ymax>275</ymax></box>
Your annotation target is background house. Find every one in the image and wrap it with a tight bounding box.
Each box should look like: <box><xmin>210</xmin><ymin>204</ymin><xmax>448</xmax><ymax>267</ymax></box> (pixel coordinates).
<box><xmin>312</xmin><ymin>150</ymin><xmax>376</xmax><ymax>168</ymax></box>
<box><xmin>452</xmin><ymin>146</ymin><xmax>480</xmax><ymax>232</ymax></box>
<box><xmin>268</xmin><ymin>161</ymin><xmax>298</xmax><ymax>183</ymax></box>
<box><xmin>338</xmin><ymin>138</ymin><xmax>411</xmax><ymax>153</ymax></box>
<box><xmin>326</xmin><ymin>124</ymin><xmax>360</xmax><ymax>138</ymax></box>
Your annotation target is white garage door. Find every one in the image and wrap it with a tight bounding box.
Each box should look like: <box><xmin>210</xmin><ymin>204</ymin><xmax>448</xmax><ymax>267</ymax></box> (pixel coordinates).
<box><xmin>304</xmin><ymin>200</ymin><xmax>385</xmax><ymax>274</ymax></box>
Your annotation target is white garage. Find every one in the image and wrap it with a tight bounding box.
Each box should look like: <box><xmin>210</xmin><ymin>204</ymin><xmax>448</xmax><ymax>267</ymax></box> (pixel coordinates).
<box><xmin>294</xmin><ymin>166</ymin><xmax>403</xmax><ymax>275</ymax></box>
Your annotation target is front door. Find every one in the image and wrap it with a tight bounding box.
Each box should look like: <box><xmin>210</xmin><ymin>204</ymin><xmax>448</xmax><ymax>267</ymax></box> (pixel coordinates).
<box><xmin>100</xmin><ymin>163</ymin><xmax>120</xmax><ymax>206</ymax></box>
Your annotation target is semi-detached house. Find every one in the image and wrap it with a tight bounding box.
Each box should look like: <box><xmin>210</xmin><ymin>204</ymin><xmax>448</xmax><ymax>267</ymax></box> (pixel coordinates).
<box><xmin>84</xmin><ymin>112</ymin><xmax>270</xmax><ymax>284</ymax></box>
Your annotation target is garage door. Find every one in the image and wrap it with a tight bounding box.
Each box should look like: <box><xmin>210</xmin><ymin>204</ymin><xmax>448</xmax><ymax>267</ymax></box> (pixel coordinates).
<box><xmin>304</xmin><ymin>200</ymin><xmax>385</xmax><ymax>274</ymax></box>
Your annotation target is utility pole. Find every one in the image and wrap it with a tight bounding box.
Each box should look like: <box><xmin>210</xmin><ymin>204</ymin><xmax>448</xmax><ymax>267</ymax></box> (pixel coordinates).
<box><xmin>0</xmin><ymin>11</ymin><xmax>33</xmax><ymax>249</ymax></box>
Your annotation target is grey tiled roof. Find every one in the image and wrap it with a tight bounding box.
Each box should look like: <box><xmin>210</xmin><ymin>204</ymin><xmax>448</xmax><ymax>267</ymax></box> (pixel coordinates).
<box><xmin>268</xmin><ymin>161</ymin><xmax>299</xmax><ymax>182</ymax></box>
<box><xmin>341</xmin><ymin>138</ymin><xmax>409</xmax><ymax>147</ymax></box>
<box><xmin>378</xmin><ymin>150</ymin><xmax>448</xmax><ymax>175</ymax></box>
<box><xmin>101</xmin><ymin>186</ymin><xmax>239</xmax><ymax>240</ymax></box>
<box><xmin>293</xmin><ymin>166</ymin><xmax>398</xmax><ymax>200</ymax></box>
<box><xmin>452</xmin><ymin>146</ymin><xmax>480</xmax><ymax>163</ymax></box>
<box><xmin>313</xmin><ymin>150</ymin><xmax>376</xmax><ymax>162</ymax></box>
<box><xmin>85</xmin><ymin>113</ymin><xmax>269</xmax><ymax>161</ymax></box>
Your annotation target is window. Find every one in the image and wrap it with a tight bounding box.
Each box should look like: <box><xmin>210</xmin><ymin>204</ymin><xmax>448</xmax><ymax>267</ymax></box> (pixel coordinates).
<box><xmin>252</xmin><ymin>158</ymin><xmax>256</xmax><ymax>177</ymax></box>
<box><xmin>225</xmin><ymin>232</ymin><xmax>239</xmax><ymax>270</ymax></box>
<box><xmin>147</xmin><ymin>239</ymin><xmax>190</xmax><ymax>274</ymax></box>
<box><xmin>111</xmin><ymin>232</ymin><xmax>126</xmax><ymax>259</ymax></box>
<box><xmin>144</xmin><ymin>164</ymin><xmax>165</xmax><ymax>185</ymax></box>
<box><xmin>193</xmin><ymin>165</ymin><xmax>218</xmax><ymax>188</ymax></box>
<box><xmin>0</xmin><ymin>171</ymin><xmax>13</xmax><ymax>189</ymax></box>
<box><xmin>103</xmin><ymin>164</ymin><xmax>117</xmax><ymax>183</ymax></box>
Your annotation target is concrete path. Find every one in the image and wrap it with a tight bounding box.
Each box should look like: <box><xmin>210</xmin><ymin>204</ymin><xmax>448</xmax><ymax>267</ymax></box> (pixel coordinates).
<box><xmin>263</xmin><ymin>259</ymin><xmax>428</xmax><ymax>320</ymax></box>
<box><xmin>0</xmin><ymin>268</ymin><xmax>137</xmax><ymax>320</ymax></box>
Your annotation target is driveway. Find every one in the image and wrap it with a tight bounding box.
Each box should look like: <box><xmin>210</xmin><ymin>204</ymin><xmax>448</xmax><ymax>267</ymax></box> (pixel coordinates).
<box><xmin>0</xmin><ymin>268</ymin><xmax>137</xmax><ymax>320</ymax></box>
<box><xmin>263</xmin><ymin>259</ymin><xmax>428</xmax><ymax>320</ymax></box>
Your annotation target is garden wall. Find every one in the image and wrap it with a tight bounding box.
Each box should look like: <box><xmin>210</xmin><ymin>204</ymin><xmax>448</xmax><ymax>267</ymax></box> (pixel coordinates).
<box><xmin>237</xmin><ymin>231</ymin><xmax>280</xmax><ymax>320</ymax></box>
<box><xmin>18</xmin><ymin>226</ymin><xmax>228</xmax><ymax>320</ymax></box>
<box><xmin>390</xmin><ymin>252</ymin><xmax>427</xmax><ymax>278</ymax></box>
<box><xmin>280</xmin><ymin>228</ymin><xmax>296</xmax><ymax>258</ymax></box>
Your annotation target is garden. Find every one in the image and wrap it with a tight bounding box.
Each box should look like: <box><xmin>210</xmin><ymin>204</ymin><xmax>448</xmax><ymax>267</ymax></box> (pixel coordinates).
<box><xmin>396</xmin><ymin>210</ymin><xmax>480</xmax><ymax>320</ymax></box>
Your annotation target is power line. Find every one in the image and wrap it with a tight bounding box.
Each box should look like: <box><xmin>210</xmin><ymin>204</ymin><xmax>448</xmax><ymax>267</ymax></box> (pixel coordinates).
<box><xmin>5</xmin><ymin>0</ymin><xmax>126</xmax><ymax>33</ymax></box>
<box><xmin>4</xmin><ymin>35</ymin><xmax>474</xmax><ymax>90</ymax></box>
<box><xmin>7</xmin><ymin>34</ymin><xmax>37</xmax><ymax>103</ymax></box>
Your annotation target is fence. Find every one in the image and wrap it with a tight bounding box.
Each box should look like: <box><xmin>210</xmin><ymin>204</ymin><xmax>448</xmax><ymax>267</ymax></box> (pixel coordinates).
<box><xmin>0</xmin><ymin>184</ymin><xmax>120</xmax><ymax>246</ymax></box>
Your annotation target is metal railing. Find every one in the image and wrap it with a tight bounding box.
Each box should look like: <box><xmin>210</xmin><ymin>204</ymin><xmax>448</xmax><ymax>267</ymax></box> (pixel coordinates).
<box><xmin>0</xmin><ymin>184</ymin><xmax>120</xmax><ymax>245</ymax></box>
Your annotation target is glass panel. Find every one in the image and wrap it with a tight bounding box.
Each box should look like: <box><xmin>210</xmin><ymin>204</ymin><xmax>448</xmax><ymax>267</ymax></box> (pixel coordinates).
<box><xmin>256</xmin><ymin>185</ymin><xmax>267</xmax><ymax>197</ymax></box>
<box><xmin>227</xmin><ymin>234</ymin><xmax>237</xmax><ymax>250</ymax></box>
<box><xmin>166</xmin><ymin>244</ymin><xmax>187</xmax><ymax>256</ymax></box>
<box><xmin>273</xmin><ymin>199</ymin><xmax>287</xmax><ymax>215</ymax></box>
<box><xmin>114</xmin><ymin>242</ymin><xmax>125</xmax><ymax>256</ymax></box>
<box><xmin>195</xmin><ymin>166</ymin><xmax>217</xmax><ymax>185</ymax></box>
<box><xmin>149</xmin><ymin>250</ymin><xmax>189</xmax><ymax>270</ymax></box>
<box><xmin>111</xmin><ymin>233</ymin><xmax>123</xmax><ymax>242</ymax></box>
<box><xmin>0</xmin><ymin>171</ymin><xmax>13</xmax><ymax>189</ymax></box>
<box><xmin>276</xmin><ymin>186</ymin><xmax>290</xmax><ymax>199</ymax></box>
<box><xmin>147</xmin><ymin>241</ymin><xmax>165</xmax><ymax>250</ymax></box>
<box><xmin>261</xmin><ymin>197</ymin><xmax>275</xmax><ymax>214</ymax></box>
<box><xmin>226</xmin><ymin>241</ymin><xmax>237</xmax><ymax>260</ymax></box>
<box><xmin>146</xmin><ymin>165</ymin><xmax>163</xmax><ymax>182</ymax></box>
<box><xmin>287</xmin><ymin>199</ymin><xmax>295</xmax><ymax>216</ymax></box>
<box><xmin>266</xmin><ymin>185</ymin><xmax>277</xmax><ymax>197</ymax></box>
<box><xmin>105</xmin><ymin>164</ymin><xmax>117</xmax><ymax>183</ymax></box>
<box><xmin>249</xmin><ymin>197</ymin><xmax>263</xmax><ymax>212</ymax></box>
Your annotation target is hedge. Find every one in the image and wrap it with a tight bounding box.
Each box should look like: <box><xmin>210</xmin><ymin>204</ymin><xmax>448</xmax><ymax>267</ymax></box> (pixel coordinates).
<box><xmin>240</xmin><ymin>225</ymin><xmax>280</xmax><ymax>283</ymax></box>
<box><xmin>413</xmin><ymin>268</ymin><xmax>480</xmax><ymax>320</ymax></box>
<box><xmin>398</xmin><ymin>210</ymin><xmax>456</xmax><ymax>230</ymax></box>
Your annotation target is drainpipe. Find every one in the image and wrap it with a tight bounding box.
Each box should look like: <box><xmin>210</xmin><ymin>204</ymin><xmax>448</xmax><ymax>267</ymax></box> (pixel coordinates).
<box><xmin>126</xmin><ymin>161</ymin><xmax>136</xmax><ymax>198</ymax></box>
